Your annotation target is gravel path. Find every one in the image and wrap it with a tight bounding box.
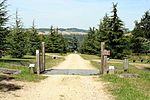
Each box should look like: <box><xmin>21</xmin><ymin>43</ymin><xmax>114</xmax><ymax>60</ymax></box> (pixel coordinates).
<box><xmin>0</xmin><ymin>54</ymin><xmax>114</xmax><ymax>100</ymax></box>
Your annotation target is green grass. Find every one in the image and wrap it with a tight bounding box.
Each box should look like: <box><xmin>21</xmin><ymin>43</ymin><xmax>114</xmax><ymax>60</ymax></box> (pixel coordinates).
<box><xmin>81</xmin><ymin>54</ymin><xmax>150</xmax><ymax>100</ymax></box>
<box><xmin>80</xmin><ymin>54</ymin><xmax>100</xmax><ymax>60</ymax></box>
<box><xmin>0</xmin><ymin>55</ymin><xmax>46</xmax><ymax>82</ymax></box>
<box><xmin>129</xmin><ymin>54</ymin><xmax>150</xmax><ymax>64</ymax></box>
<box><xmin>0</xmin><ymin>54</ymin><xmax>66</xmax><ymax>82</ymax></box>
<box><xmin>45</xmin><ymin>53</ymin><xmax>65</xmax><ymax>69</ymax></box>
<box><xmin>101</xmin><ymin>74</ymin><xmax>149</xmax><ymax>100</ymax></box>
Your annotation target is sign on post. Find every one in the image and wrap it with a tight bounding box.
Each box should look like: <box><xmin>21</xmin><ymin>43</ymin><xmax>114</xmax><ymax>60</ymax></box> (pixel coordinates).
<box><xmin>101</xmin><ymin>42</ymin><xmax>110</xmax><ymax>74</ymax></box>
<box><xmin>102</xmin><ymin>50</ymin><xmax>110</xmax><ymax>56</ymax></box>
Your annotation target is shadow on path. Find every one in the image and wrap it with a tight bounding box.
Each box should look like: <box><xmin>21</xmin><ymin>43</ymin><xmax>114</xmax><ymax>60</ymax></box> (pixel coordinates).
<box><xmin>0</xmin><ymin>83</ymin><xmax>22</xmax><ymax>92</ymax></box>
<box><xmin>144</xmin><ymin>67</ymin><xmax>150</xmax><ymax>71</ymax></box>
<box><xmin>44</xmin><ymin>69</ymin><xmax>99</xmax><ymax>76</ymax></box>
<box><xmin>0</xmin><ymin>75</ymin><xmax>22</xmax><ymax>92</ymax></box>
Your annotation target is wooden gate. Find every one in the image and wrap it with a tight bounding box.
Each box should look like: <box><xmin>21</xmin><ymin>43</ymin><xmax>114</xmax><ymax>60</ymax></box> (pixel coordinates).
<box><xmin>36</xmin><ymin>42</ymin><xmax>45</xmax><ymax>74</ymax></box>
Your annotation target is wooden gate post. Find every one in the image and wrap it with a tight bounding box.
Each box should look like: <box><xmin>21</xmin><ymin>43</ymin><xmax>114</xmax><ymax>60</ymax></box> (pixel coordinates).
<box><xmin>36</xmin><ymin>50</ymin><xmax>40</xmax><ymax>75</ymax></box>
<box><xmin>101</xmin><ymin>42</ymin><xmax>105</xmax><ymax>74</ymax></box>
<box><xmin>42</xmin><ymin>42</ymin><xmax>45</xmax><ymax>71</ymax></box>
<box><xmin>103</xmin><ymin>55</ymin><xmax>108</xmax><ymax>74</ymax></box>
<box><xmin>101</xmin><ymin>42</ymin><xmax>110</xmax><ymax>74</ymax></box>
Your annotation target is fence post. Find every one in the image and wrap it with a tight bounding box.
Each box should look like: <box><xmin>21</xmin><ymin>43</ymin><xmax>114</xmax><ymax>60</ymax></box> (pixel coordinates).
<box><xmin>103</xmin><ymin>55</ymin><xmax>108</xmax><ymax>74</ymax></box>
<box><xmin>42</xmin><ymin>42</ymin><xmax>45</xmax><ymax>72</ymax></box>
<box><xmin>101</xmin><ymin>42</ymin><xmax>105</xmax><ymax>74</ymax></box>
<box><xmin>123</xmin><ymin>57</ymin><xmax>129</xmax><ymax>72</ymax></box>
<box><xmin>36</xmin><ymin>50</ymin><xmax>40</xmax><ymax>75</ymax></box>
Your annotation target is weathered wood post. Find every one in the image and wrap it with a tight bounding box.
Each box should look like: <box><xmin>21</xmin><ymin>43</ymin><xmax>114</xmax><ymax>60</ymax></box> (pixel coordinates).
<box><xmin>123</xmin><ymin>57</ymin><xmax>129</xmax><ymax>72</ymax></box>
<box><xmin>101</xmin><ymin>42</ymin><xmax>105</xmax><ymax>74</ymax></box>
<box><xmin>36</xmin><ymin>50</ymin><xmax>40</xmax><ymax>75</ymax></box>
<box><xmin>42</xmin><ymin>42</ymin><xmax>45</xmax><ymax>72</ymax></box>
<box><xmin>103</xmin><ymin>55</ymin><xmax>108</xmax><ymax>74</ymax></box>
<box><xmin>101</xmin><ymin>42</ymin><xmax>110</xmax><ymax>74</ymax></box>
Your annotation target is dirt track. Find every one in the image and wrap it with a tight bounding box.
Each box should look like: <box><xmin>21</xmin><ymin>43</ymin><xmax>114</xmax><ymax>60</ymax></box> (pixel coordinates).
<box><xmin>0</xmin><ymin>54</ymin><xmax>113</xmax><ymax>100</ymax></box>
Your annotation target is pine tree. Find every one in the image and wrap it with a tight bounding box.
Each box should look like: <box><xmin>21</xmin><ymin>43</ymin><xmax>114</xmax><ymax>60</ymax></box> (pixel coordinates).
<box><xmin>72</xmin><ymin>35</ymin><xmax>78</xmax><ymax>52</ymax></box>
<box><xmin>97</xmin><ymin>14</ymin><xmax>110</xmax><ymax>43</ymax></box>
<box><xmin>28</xmin><ymin>20</ymin><xmax>40</xmax><ymax>55</ymax></box>
<box><xmin>81</xmin><ymin>3</ymin><xmax>130</xmax><ymax>58</ymax></box>
<box><xmin>81</xmin><ymin>27</ymin><xmax>99</xmax><ymax>54</ymax></box>
<box><xmin>106</xmin><ymin>3</ymin><xmax>127</xmax><ymax>59</ymax></box>
<box><xmin>0</xmin><ymin>0</ymin><xmax>8</xmax><ymax>58</ymax></box>
<box><xmin>45</xmin><ymin>26</ymin><xmax>67</xmax><ymax>53</ymax></box>
<box><xmin>7</xmin><ymin>11</ymin><xmax>27</xmax><ymax>58</ymax></box>
<box><xmin>132</xmin><ymin>10</ymin><xmax>150</xmax><ymax>53</ymax></box>
<box><xmin>140</xmin><ymin>11</ymin><xmax>150</xmax><ymax>39</ymax></box>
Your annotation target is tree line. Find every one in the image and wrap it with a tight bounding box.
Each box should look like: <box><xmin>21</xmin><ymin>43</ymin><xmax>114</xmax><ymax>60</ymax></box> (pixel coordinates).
<box><xmin>0</xmin><ymin>1</ymin><xmax>149</xmax><ymax>59</ymax></box>
<box><xmin>0</xmin><ymin>0</ymin><xmax>81</xmax><ymax>58</ymax></box>
<box><xmin>81</xmin><ymin>3</ymin><xmax>150</xmax><ymax>59</ymax></box>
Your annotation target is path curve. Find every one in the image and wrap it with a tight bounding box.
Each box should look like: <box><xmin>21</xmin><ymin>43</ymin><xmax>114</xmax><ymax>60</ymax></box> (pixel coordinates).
<box><xmin>0</xmin><ymin>54</ymin><xmax>114</xmax><ymax>100</ymax></box>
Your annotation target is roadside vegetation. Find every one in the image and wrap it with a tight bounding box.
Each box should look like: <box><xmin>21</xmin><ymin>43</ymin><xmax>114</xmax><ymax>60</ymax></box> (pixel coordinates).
<box><xmin>81</xmin><ymin>3</ymin><xmax>150</xmax><ymax>60</ymax></box>
<box><xmin>80</xmin><ymin>54</ymin><xmax>100</xmax><ymax>61</ymax></box>
<box><xmin>81</xmin><ymin>54</ymin><xmax>150</xmax><ymax>100</ymax></box>
<box><xmin>0</xmin><ymin>55</ymin><xmax>46</xmax><ymax>82</ymax></box>
<box><xmin>0</xmin><ymin>53</ymin><xmax>65</xmax><ymax>92</ymax></box>
<box><xmin>0</xmin><ymin>53</ymin><xmax>66</xmax><ymax>82</ymax></box>
<box><xmin>45</xmin><ymin>53</ymin><xmax>66</xmax><ymax>69</ymax></box>
<box><xmin>0</xmin><ymin>0</ymin><xmax>150</xmax><ymax>99</ymax></box>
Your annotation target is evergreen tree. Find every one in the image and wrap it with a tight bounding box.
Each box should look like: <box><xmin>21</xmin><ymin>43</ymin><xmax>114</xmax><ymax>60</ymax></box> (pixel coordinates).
<box><xmin>97</xmin><ymin>14</ymin><xmax>110</xmax><ymax>43</ymax></box>
<box><xmin>81</xmin><ymin>27</ymin><xmax>99</xmax><ymax>54</ymax></box>
<box><xmin>131</xmin><ymin>10</ymin><xmax>150</xmax><ymax>53</ymax></box>
<box><xmin>45</xmin><ymin>26</ymin><xmax>67</xmax><ymax>53</ymax></box>
<box><xmin>7</xmin><ymin>11</ymin><xmax>27</xmax><ymax>58</ymax></box>
<box><xmin>140</xmin><ymin>11</ymin><xmax>150</xmax><ymax>39</ymax></box>
<box><xmin>0</xmin><ymin>0</ymin><xmax>8</xmax><ymax>58</ymax></box>
<box><xmin>81</xmin><ymin>3</ymin><xmax>130</xmax><ymax>58</ymax></box>
<box><xmin>106</xmin><ymin>3</ymin><xmax>128</xmax><ymax>59</ymax></box>
<box><xmin>72</xmin><ymin>35</ymin><xmax>78</xmax><ymax>52</ymax></box>
<box><xmin>28</xmin><ymin>20</ymin><xmax>40</xmax><ymax>55</ymax></box>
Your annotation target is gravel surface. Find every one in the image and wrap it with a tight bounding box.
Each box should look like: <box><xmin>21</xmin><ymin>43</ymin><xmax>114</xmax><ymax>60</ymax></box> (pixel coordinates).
<box><xmin>0</xmin><ymin>54</ymin><xmax>114</xmax><ymax>100</ymax></box>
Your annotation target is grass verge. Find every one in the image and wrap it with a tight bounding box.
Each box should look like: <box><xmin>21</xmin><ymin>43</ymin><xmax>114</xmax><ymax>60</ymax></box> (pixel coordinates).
<box><xmin>45</xmin><ymin>53</ymin><xmax>65</xmax><ymax>69</ymax></box>
<box><xmin>80</xmin><ymin>54</ymin><xmax>100</xmax><ymax>60</ymax></box>
<box><xmin>81</xmin><ymin>54</ymin><xmax>150</xmax><ymax>100</ymax></box>
<box><xmin>0</xmin><ymin>55</ymin><xmax>46</xmax><ymax>82</ymax></box>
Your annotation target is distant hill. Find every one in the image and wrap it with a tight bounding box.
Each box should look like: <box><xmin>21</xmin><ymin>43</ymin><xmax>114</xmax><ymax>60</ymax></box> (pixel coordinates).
<box><xmin>37</xmin><ymin>28</ymin><xmax>49</xmax><ymax>32</ymax></box>
<box><xmin>59</xmin><ymin>28</ymin><xmax>88</xmax><ymax>33</ymax></box>
<box><xmin>37</xmin><ymin>28</ymin><xmax>88</xmax><ymax>35</ymax></box>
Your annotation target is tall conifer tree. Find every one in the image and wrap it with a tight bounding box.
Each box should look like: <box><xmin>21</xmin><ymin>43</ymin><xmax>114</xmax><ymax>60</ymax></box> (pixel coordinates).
<box><xmin>28</xmin><ymin>20</ymin><xmax>40</xmax><ymax>55</ymax></box>
<box><xmin>132</xmin><ymin>10</ymin><xmax>150</xmax><ymax>53</ymax></box>
<box><xmin>7</xmin><ymin>11</ymin><xmax>27</xmax><ymax>58</ymax></box>
<box><xmin>0</xmin><ymin>0</ymin><xmax>8</xmax><ymax>57</ymax></box>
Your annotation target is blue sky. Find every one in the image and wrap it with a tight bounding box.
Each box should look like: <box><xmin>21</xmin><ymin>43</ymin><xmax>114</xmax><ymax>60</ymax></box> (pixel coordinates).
<box><xmin>7</xmin><ymin>0</ymin><xmax>150</xmax><ymax>30</ymax></box>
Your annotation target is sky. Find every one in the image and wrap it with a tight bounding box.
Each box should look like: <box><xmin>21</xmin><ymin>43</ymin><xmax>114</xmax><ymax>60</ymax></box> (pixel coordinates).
<box><xmin>7</xmin><ymin>0</ymin><xmax>150</xmax><ymax>30</ymax></box>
